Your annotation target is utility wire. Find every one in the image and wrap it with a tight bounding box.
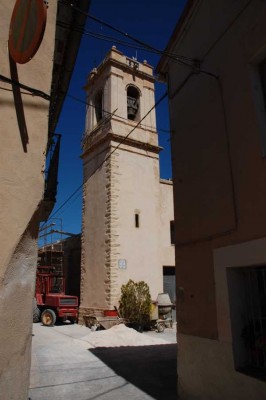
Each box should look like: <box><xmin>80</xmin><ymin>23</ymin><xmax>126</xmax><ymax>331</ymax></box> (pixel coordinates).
<box><xmin>0</xmin><ymin>59</ymin><xmax>171</xmax><ymax>134</ymax></box>
<box><xmin>58</xmin><ymin>1</ymin><xmax>204</xmax><ymax>70</ymax></box>
<box><xmin>0</xmin><ymin>74</ymin><xmax>50</xmax><ymax>101</ymax></box>
<box><xmin>0</xmin><ymin>61</ymin><xmax>171</xmax><ymax>134</ymax></box>
<box><xmin>0</xmin><ymin>86</ymin><xmax>35</xmax><ymax>96</ymax></box>
<box><xmin>66</xmin><ymin>93</ymin><xmax>172</xmax><ymax>134</ymax></box>
<box><xmin>42</xmin><ymin>1</ymin><xmax>217</xmax><ymax>225</ymax></box>
<box><xmin>56</xmin><ymin>21</ymin><xmax>152</xmax><ymax>53</ymax></box>
<box><xmin>53</xmin><ymin>0</ymin><xmax>253</xmax><ymax>238</ymax></box>
<box><xmin>42</xmin><ymin>90</ymin><xmax>168</xmax><ymax>226</ymax></box>
<box><xmin>55</xmin><ymin>188</ymin><xmax>83</xmax><ymax>219</ymax></box>
<box><xmin>56</xmin><ymin>19</ymin><xmax>195</xmax><ymax>65</ymax></box>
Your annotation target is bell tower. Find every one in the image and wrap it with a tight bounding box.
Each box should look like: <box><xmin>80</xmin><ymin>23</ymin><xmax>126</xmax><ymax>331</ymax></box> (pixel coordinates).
<box><xmin>79</xmin><ymin>46</ymin><xmax>163</xmax><ymax>316</ymax></box>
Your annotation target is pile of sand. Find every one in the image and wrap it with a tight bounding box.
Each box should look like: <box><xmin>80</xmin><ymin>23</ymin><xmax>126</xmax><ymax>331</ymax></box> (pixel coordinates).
<box><xmin>80</xmin><ymin>324</ymin><xmax>170</xmax><ymax>348</ymax></box>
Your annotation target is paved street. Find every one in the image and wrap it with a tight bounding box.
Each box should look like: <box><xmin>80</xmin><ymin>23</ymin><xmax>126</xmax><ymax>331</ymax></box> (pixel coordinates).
<box><xmin>29</xmin><ymin>323</ymin><xmax>177</xmax><ymax>400</ymax></box>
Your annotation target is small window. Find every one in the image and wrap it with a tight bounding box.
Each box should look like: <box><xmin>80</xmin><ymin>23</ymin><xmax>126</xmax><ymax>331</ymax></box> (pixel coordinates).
<box><xmin>170</xmin><ymin>220</ymin><xmax>175</xmax><ymax>245</ymax></box>
<box><xmin>127</xmin><ymin>85</ymin><xmax>139</xmax><ymax>121</ymax></box>
<box><xmin>135</xmin><ymin>213</ymin><xmax>139</xmax><ymax>228</ymax></box>
<box><xmin>95</xmin><ymin>90</ymin><xmax>103</xmax><ymax>122</ymax></box>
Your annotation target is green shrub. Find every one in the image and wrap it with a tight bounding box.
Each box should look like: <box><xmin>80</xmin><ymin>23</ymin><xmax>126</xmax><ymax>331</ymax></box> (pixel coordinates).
<box><xmin>119</xmin><ymin>279</ymin><xmax>152</xmax><ymax>326</ymax></box>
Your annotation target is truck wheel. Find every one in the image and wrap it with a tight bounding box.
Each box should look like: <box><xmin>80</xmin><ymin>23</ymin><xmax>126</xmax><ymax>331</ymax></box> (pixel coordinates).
<box><xmin>33</xmin><ymin>298</ymin><xmax>40</xmax><ymax>323</ymax></box>
<box><xmin>41</xmin><ymin>309</ymin><xmax>56</xmax><ymax>327</ymax></box>
<box><xmin>69</xmin><ymin>317</ymin><xmax>76</xmax><ymax>324</ymax></box>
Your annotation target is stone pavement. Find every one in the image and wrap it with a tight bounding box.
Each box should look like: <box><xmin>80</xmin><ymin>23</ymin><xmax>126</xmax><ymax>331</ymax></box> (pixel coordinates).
<box><xmin>29</xmin><ymin>323</ymin><xmax>177</xmax><ymax>400</ymax></box>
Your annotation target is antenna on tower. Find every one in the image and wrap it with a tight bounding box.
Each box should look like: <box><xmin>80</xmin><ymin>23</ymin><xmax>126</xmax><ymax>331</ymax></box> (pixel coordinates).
<box><xmin>132</xmin><ymin>51</ymin><xmax>138</xmax><ymax>61</ymax></box>
<box><xmin>100</xmin><ymin>25</ymin><xmax>104</xmax><ymax>61</ymax></box>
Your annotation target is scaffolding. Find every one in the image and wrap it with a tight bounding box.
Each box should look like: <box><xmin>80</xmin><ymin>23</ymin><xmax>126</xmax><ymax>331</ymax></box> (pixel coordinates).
<box><xmin>38</xmin><ymin>219</ymin><xmax>64</xmax><ymax>276</ymax></box>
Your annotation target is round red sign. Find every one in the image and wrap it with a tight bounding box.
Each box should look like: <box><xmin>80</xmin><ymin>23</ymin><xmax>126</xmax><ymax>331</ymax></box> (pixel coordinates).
<box><xmin>8</xmin><ymin>0</ymin><xmax>47</xmax><ymax>64</ymax></box>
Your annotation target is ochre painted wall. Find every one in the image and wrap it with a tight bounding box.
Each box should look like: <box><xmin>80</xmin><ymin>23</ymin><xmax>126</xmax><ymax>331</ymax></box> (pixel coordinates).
<box><xmin>0</xmin><ymin>2</ymin><xmax>56</xmax><ymax>399</ymax></box>
<box><xmin>158</xmin><ymin>0</ymin><xmax>266</xmax><ymax>398</ymax></box>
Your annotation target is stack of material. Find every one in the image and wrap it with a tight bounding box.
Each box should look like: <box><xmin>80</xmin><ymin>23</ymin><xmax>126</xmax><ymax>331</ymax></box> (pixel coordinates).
<box><xmin>81</xmin><ymin>324</ymin><xmax>170</xmax><ymax>348</ymax></box>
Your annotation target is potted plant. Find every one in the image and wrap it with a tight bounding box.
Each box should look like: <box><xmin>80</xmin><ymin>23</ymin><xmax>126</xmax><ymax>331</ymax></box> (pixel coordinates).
<box><xmin>119</xmin><ymin>279</ymin><xmax>152</xmax><ymax>332</ymax></box>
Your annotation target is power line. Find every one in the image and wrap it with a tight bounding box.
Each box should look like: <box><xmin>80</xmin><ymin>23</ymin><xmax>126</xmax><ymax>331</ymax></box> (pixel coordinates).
<box><xmin>56</xmin><ymin>21</ymin><xmax>150</xmax><ymax>52</ymax></box>
<box><xmin>51</xmin><ymin>0</ymin><xmax>248</xmax><ymax>234</ymax></box>
<box><xmin>0</xmin><ymin>86</ymin><xmax>36</xmax><ymax>96</ymax></box>
<box><xmin>41</xmin><ymin>2</ymin><xmax>204</xmax><ymax>226</ymax></box>
<box><xmin>55</xmin><ymin>187</ymin><xmax>83</xmax><ymax>219</ymax></box>
<box><xmin>41</xmin><ymin>90</ymin><xmax>168</xmax><ymax>227</ymax></box>
<box><xmin>56</xmin><ymin>19</ymin><xmax>195</xmax><ymax>65</ymax></box>
<box><xmin>58</xmin><ymin>1</ymin><xmax>202</xmax><ymax>69</ymax></box>
<box><xmin>66</xmin><ymin>93</ymin><xmax>172</xmax><ymax>134</ymax></box>
<box><xmin>0</xmin><ymin>71</ymin><xmax>172</xmax><ymax>133</ymax></box>
<box><xmin>58</xmin><ymin>1</ymin><xmax>219</xmax><ymax>78</ymax></box>
<box><xmin>0</xmin><ymin>74</ymin><xmax>50</xmax><ymax>100</ymax></box>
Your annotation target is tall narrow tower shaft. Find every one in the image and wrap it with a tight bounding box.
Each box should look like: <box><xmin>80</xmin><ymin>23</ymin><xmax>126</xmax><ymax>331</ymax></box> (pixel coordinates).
<box><xmin>79</xmin><ymin>47</ymin><xmax>168</xmax><ymax>317</ymax></box>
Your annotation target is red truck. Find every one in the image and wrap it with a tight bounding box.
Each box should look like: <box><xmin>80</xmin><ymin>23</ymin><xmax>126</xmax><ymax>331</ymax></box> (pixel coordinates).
<box><xmin>34</xmin><ymin>265</ymin><xmax>78</xmax><ymax>326</ymax></box>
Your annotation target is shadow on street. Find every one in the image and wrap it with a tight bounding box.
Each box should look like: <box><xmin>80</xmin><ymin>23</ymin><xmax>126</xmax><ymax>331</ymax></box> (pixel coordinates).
<box><xmin>89</xmin><ymin>344</ymin><xmax>177</xmax><ymax>400</ymax></box>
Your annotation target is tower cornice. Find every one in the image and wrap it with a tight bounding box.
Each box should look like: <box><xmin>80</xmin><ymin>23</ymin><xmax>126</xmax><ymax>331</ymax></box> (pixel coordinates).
<box><xmin>81</xmin><ymin>130</ymin><xmax>162</xmax><ymax>159</ymax></box>
<box><xmin>84</xmin><ymin>47</ymin><xmax>155</xmax><ymax>91</ymax></box>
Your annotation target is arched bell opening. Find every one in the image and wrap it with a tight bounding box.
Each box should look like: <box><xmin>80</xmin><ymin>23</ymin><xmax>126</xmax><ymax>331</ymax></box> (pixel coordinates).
<box><xmin>95</xmin><ymin>90</ymin><xmax>103</xmax><ymax>123</ymax></box>
<box><xmin>127</xmin><ymin>85</ymin><xmax>140</xmax><ymax>121</ymax></box>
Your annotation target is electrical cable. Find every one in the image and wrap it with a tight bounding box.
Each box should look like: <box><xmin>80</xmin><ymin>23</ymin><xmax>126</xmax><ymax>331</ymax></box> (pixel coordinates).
<box><xmin>66</xmin><ymin>93</ymin><xmax>172</xmax><ymax>134</ymax></box>
<box><xmin>55</xmin><ymin>187</ymin><xmax>83</xmax><ymax>219</ymax></box>
<box><xmin>49</xmin><ymin>0</ymin><xmax>253</xmax><ymax>237</ymax></box>
<box><xmin>56</xmin><ymin>19</ymin><xmax>195</xmax><ymax>65</ymax></box>
<box><xmin>0</xmin><ymin>74</ymin><xmax>50</xmax><ymax>100</ymax></box>
<box><xmin>0</xmin><ymin>66</ymin><xmax>171</xmax><ymax>133</ymax></box>
<box><xmin>164</xmin><ymin>2</ymin><xmax>254</xmax><ymax>246</ymax></box>
<box><xmin>0</xmin><ymin>86</ymin><xmax>35</xmax><ymax>96</ymax></box>
<box><xmin>57</xmin><ymin>1</ymin><xmax>206</xmax><ymax>70</ymax></box>
<box><xmin>42</xmin><ymin>0</ymin><xmax>231</xmax><ymax>226</ymax></box>
<box><xmin>41</xmin><ymin>90</ymin><xmax>168</xmax><ymax>227</ymax></box>
<box><xmin>56</xmin><ymin>21</ymin><xmax>152</xmax><ymax>53</ymax></box>
<box><xmin>203</xmin><ymin>0</ymin><xmax>253</xmax><ymax>59</ymax></box>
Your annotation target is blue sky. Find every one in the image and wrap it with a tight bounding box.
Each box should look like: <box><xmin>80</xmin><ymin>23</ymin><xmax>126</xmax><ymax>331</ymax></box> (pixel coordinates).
<box><xmin>49</xmin><ymin>0</ymin><xmax>187</xmax><ymax>236</ymax></box>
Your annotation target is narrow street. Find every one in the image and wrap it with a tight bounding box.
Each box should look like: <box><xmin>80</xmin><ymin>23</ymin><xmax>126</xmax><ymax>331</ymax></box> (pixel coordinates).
<box><xmin>29</xmin><ymin>323</ymin><xmax>177</xmax><ymax>400</ymax></box>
